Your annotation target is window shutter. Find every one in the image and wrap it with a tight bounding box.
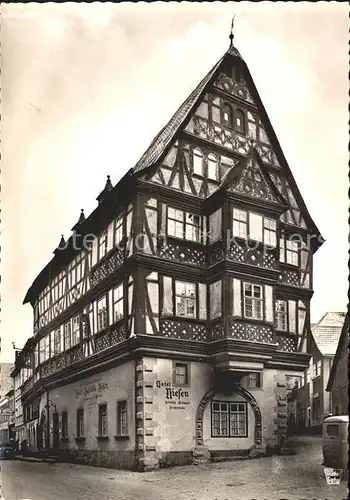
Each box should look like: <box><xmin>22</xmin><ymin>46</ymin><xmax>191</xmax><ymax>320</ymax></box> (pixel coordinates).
<box><xmin>264</xmin><ymin>285</ymin><xmax>273</xmax><ymax>322</ymax></box>
<box><xmin>210</xmin><ymin>281</ymin><xmax>222</xmax><ymax>319</ymax></box>
<box><xmin>249</xmin><ymin>213</ymin><xmax>263</xmax><ymax>242</ymax></box>
<box><xmin>288</xmin><ymin>300</ymin><xmax>296</xmax><ymax>333</ymax></box>
<box><xmin>298</xmin><ymin>301</ymin><xmax>306</xmax><ymax>335</ymax></box>
<box><xmin>209</xmin><ymin>208</ymin><xmax>222</xmax><ymax>243</ymax></box>
<box><xmin>91</xmin><ymin>237</ymin><xmax>98</xmax><ymax>267</ymax></box>
<box><xmin>232</xmin><ymin>278</ymin><xmax>242</xmax><ymax>316</ymax></box>
<box><xmin>107</xmin><ymin>220</ymin><xmax>114</xmax><ymax>252</ymax></box>
<box><xmin>199</xmin><ymin>284</ymin><xmax>207</xmax><ymax>319</ymax></box>
<box><xmin>163</xmin><ymin>277</ymin><xmax>173</xmax><ymax>315</ymax></box>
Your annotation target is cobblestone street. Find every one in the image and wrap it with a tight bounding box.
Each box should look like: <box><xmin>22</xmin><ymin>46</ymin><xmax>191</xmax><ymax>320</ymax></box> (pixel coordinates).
<box><xmin>1</xmin><ymin>437</ymin><xmax>347</xmax><ymax>500</ymax></box>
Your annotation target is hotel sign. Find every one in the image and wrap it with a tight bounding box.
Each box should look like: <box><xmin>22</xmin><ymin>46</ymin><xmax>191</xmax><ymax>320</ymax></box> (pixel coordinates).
<box><xmin>76</xmin><ymin>379</ymin><xmax>108</xmax><ymax>402</ymax></box>
<box><xmin>155</xmin><ymin>380</ymin><xmax>190</xmax><ymax>410</ymax></box>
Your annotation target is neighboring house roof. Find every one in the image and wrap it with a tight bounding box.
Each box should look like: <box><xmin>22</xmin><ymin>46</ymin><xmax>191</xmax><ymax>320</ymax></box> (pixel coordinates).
<box><xmin>311</xmin><ymin>312</ymin><xmax>347</xmax><ymax>356</ymax></box>
<box><xmin>326</xmin><ymin>313</ymin><xmax>349</xmax><ymax>391</ymax></box>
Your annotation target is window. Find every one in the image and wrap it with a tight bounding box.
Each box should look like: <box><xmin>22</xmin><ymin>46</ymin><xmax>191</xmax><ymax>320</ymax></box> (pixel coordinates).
<box><xmin>211</xmin><ymin>402</ymin><xmax>247</xmax><ymax>437</ymax></box>
<box><xmin>98</xmin><ymin>404</ymin><xmax>108</xmax><ymax>437</ymax></box>
<box><xmin>115</xmin><ymin>216</ymin><xmax>123</xmax><ymax>246</ymax></box>
<box><xmin>64</xmin><ymin>322</ymin><xmax>71</xmax><ymax>351</ymax></box>
<box><xmin>276</xmin><ymin>300</ymin><xmax>288</xmax><ymax>331</ymax></box>
<box><xmin>116</xmin><ymin>401</ymin><xmax>128</xmax><ymax>436</ymax></box>
<box><xmin>174</xmin><ymin>363</ymin><xmax>188</xmax><ymax>385</ymax></box>
<box><xmin>192</xmin><ymin>148</ymin><xmax>204</xmax><ymax>176</ymax></box>
<box><xmin>76</xmin><ymin>409</ymin><xmax>84</xmax><ymax>438</ymax></box>
<box><xmin>263</xmin><ymin>218</ymin><xmax>277</xmax><ymax>247</ymax></box>
<box><xmin>113</xmin><ymin>284</ymin><xmax>124</xmax><ymax>323</ymax></box>
<box><xmin>167</xmin><ymin>208</ymin><xmax>201</xmax><ymax>242</ymax></box>
<box><xmin>232</xmin><ymin>209</ymin><xmax>247</xmax><ymax>239</ymax></box>
<box><xmin>53</xmin><ymin>328</ymin><xmax>61</xmax><ymax>356</ymax></box>
<box><xmin>280</xmin><ymin>236</ymin><xmax>299</xmax><ymax>266</ymax></box>
<box><xmin>207</xmin><ymin>153</ymin><xmax>218</xmax><ymax>180</ymax></box>
<box><xmin>312</xmin><ymin>363</ymin><xmax>317</xmax><ymax>379</ymax></box>
<box><xmin>248</xmin><ymin>373</ymin><xmax>261</xmax><ymax>388</ymax></box>
<box><xmin>98</xmin><ymin>231</ymin><xmax>108</xmax><ymax>260</ymax></box>
<box><xmin>235</xmin><ymin>109</ymin><xmax>245</xmax><ymax>134</ymax></box>
<box><xmin>222</xmin><ymin>103</ymin><xmax>233</xmax><ymax>128</ymax></box>
<box><xmin>175</xmin><ymin>281</ymin><xmax>196</xmax><ymax>318</ymax></box>
<box><xmin>306</xmin><ymin>368</ymin><xmax>310</xmax><ymax>384</ymax></box>
<box><xmin>97</xmin><ymin>296</ymin><xmax>108</xmax><ymax>332</ymax></box>
<box><xmin>316</xmin><ymin>360</ymin><xmax>321</xmax><ymax>377</ymax></box>
<box><xmin>61</xmin><ymin>411</ymin><xmax>68</xmax><ymax>439</ymax></box>
<box><xmin>243</xmin><ymin>283</ymin><xmax>263</xmax><ymax>320</ymax></box>
<box><xmin>72</xmin><ymin>316</ymin><xmax>80</xmax><ymax>345</ymax></box>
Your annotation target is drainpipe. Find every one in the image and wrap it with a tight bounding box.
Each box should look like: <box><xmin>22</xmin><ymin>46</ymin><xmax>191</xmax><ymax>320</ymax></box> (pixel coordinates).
<box><xmin>46</xmin><ymin>389</ymin><xmax>50</xmax><ymax>451</ymax></box>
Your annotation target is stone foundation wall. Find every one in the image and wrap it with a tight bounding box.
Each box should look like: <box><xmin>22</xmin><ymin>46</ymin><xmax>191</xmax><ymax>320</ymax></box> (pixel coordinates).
<box><xmin>58</xmin><ymin>448</ymin><xmax>135</xmax><ymax>470</ymax></box>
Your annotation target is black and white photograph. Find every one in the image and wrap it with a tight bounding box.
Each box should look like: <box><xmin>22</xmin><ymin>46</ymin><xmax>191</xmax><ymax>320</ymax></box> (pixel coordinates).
<box><xmin>0</xmin><ymin>2</ymin><xmax>348</xmax><ymax>499</ymax></box>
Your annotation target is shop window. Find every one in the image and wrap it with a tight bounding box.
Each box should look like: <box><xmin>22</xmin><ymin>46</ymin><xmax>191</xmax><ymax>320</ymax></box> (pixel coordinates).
<box><xmin>211</xmin><ymin>401</ymin><xmax>248</xmax><ymax>437</ymax></box>
<box><xmin>243</xmin><ymin>283</ymin><xmax>263</xmax><ymax>320</ymax></box>
<box><xmin>98</xmin><ymin>404</ymin><xmax>108</xmax><ymax>437</ymax></box>
<box><xmin>76</xmin><ymin>409</ymin><xmax>84</xmax><ymax>438</ymax></box>
<box><xmin>276</xmin><ymin>300</ymin><xmax>288</xmax><ymax>331</ymax></box>
<box><xmin>116</xmin><ymin>401</ymin><xmax>128</xmax><ymax>436</ymax></box>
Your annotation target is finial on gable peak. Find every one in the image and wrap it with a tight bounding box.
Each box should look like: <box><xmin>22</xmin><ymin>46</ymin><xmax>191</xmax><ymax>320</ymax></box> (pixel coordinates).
<box><xmin>229</xmin><ymin>15</ymin><xmax>235</xmax><ymax>47</ymax></box>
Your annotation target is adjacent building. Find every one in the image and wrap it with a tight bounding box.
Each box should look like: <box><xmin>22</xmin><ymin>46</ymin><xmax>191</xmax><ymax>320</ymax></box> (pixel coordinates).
<box><xmin>326</xmin><ymin>313</ymin><xmax>349</xmax><ymax>416</ymax></box>
<box><xmin>295</xmin><ymin>312</ymin><xmax>346</xmax><ymax>433</ymax></box>
<box><xmin>19</xmin><ymin>35</ymin><xmax>323</xmax><ymax>470</ymax></box>
<box><xmin>0</xmin><ymin>389</ymin><xmax>15</xmax><ymax>444</ymax></box>
<box><xmin>0</xmin><ymin>363</ymin><xmax>14</xmax><ymax>401</ymax></box>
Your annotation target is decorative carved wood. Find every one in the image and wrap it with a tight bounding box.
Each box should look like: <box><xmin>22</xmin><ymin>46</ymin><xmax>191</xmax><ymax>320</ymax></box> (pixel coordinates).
<box><xmin>228</xmin><ymin>319</ymin><xmax>274</xmax><ymax>344</ymax></box>
<box><xmin>160</xmin><ymin>319</ymin><xmax>208</xmax><ymax>342</ymax></box>
<box><xmin>227</xmin><ymin>241</ymin><xmax>277</xmax><ymax>270</ymax></box>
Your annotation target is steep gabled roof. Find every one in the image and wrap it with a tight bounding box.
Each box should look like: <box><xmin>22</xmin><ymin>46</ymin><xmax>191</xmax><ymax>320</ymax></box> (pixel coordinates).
<box><xmin>311</xmin><ymin>312</ymin><xmax>347</xmax><ymax>357</ymax></box>
<box><xmin>326</xmin><ymin>313</ymin><xmax>349</xmax><ymax>391</ymax></box>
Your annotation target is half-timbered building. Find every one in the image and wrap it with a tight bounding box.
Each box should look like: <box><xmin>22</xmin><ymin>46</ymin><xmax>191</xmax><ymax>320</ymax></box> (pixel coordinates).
<box><xmin>20</xmin><ymin>36</ymin><xmax>323</xmax><ymax>470</ymax></box>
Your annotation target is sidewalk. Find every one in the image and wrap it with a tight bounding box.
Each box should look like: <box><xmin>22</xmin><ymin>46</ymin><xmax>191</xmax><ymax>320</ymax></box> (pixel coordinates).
<box><xmin>16</xmin><ymin>455</ymin><xmax>57</xmax><ymax>464</ymax></box>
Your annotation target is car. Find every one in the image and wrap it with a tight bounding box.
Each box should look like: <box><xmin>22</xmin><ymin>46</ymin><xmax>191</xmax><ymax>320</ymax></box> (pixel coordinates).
<box><xmin>0</xmin><ymin>443</ymin><xmax>16</xmax><ymax>460</ymax></box>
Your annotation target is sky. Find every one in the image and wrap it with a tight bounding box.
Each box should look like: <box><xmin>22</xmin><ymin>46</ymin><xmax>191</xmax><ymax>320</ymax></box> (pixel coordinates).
<box><xmin>1</xmin><ymin>2</ymin><xmax>348</xmax><ymax>363</ymax></box>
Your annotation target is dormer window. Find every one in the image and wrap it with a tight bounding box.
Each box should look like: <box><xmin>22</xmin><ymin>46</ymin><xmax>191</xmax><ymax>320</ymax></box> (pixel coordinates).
<box><xmin>207</xmin><ymin>153</ymin><xmax>218</xmax><ymax>181</ymax></box>
<box><xmin>192</xmin><ymin>148</ymin><xmax>204</xmax><ymax>176</ymax></box>
<box><xmin>235</xmin><ymin>109</ymin><xmax>246</xmax><ymax>134</ymax></box>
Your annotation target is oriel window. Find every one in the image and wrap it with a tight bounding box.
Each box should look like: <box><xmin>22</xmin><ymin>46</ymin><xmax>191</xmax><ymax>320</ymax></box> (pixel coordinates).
<box><xmin>97</xmin><ymin>296</ymin><xmax>108</xmax><ymax>332</ymax></box>
<box><xmin>276</xmin><ymin>300</ymin><xmax>288</xmax><ymax>331</ymax></box>
<box><xmin>113</xmin><ymin>284</ymin><xmax>124</xmax><ymax>323</ymax></box>
<box><xmin>167</xmin><ymin>208</ymin><xmax>201</xmax><ymax>243</ymax></box>
<box><xmin>243</xmin><ymin>283</ymin><xmax>263</xmax><ymax>320</ymax></box>
<box><xmin>175</xmin><ymin>281</ymin><xmax>196</xmax><ymax>318</ymax></box>
<box><xmin>232</xmin><ymin>209</ymin><xmax>248</xmax><ymax>239</ymax></box>
<box><xmin>98</xmin><ymin>231</ymin><xmax>108</xmax><ymax>260</ymax></box>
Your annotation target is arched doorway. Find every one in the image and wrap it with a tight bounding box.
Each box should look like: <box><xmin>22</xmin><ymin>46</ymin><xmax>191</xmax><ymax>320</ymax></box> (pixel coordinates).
<box><xmin>195</xmin><ymin>384</ymin><xmax>262</xmax><ymax>448</ymax></box>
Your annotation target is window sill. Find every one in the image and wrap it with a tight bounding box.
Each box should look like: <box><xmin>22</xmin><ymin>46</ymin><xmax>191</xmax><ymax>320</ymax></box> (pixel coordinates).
<box><xmin>74</xmin><ymin>436</ymin><xmax>86</xmax><ymax>442</ymax></box>
<box><xmin>96</xmin><ymin>435</ymin><xmax>109</xmax><ymax>441</ymax></box>
<box><xmin>114</xmin><ymin>435</ymin><xmax>130</xmax><ymax>440</ymax></box>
